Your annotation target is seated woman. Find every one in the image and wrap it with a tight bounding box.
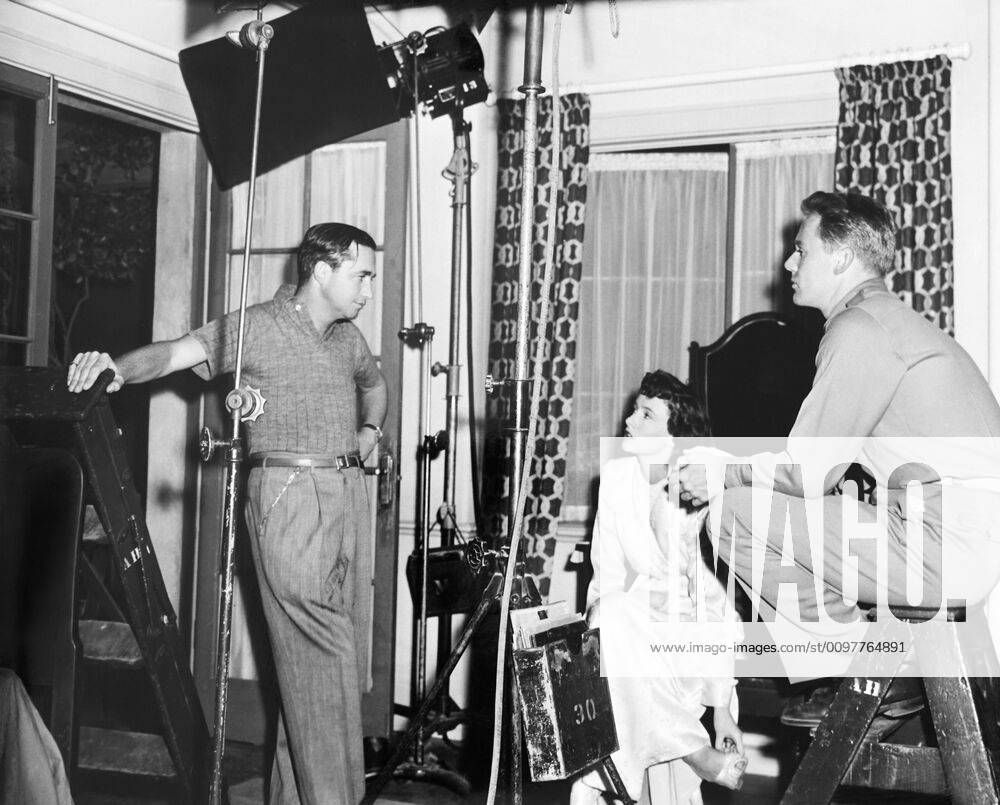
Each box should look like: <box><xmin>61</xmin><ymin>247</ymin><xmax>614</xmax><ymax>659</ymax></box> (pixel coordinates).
<box><xmin>571</xmin><ymin>370</ymin><xmax>746</xmax><ymax>804</ymax></box>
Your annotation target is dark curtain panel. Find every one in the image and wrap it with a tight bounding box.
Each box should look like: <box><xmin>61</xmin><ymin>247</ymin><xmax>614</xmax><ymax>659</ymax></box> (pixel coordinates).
<box><xmin>835</xmin><ymin>56</ymin><xmax>954</xmax><ymax>333</ymax></box>
<box><xmin>483</xmin><ymin>93</ymin><xmax>590</xmax><ymax>598</ymax></box>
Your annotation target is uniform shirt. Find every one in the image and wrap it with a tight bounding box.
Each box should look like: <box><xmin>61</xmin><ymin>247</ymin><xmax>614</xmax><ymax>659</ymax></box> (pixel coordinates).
<box><xmin>191</xmin><ymin>284</ymin><xmax>381</xmax><ymax>455</ymax></box>
<box><xmin>727</xmin><ymin>278</ymin><xmax>1000</xmax><ymax>494</ymax></box>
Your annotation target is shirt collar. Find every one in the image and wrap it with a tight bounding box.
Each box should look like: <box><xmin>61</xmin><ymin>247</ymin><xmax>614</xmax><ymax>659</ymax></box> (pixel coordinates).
<box><xmin>275</xmin><ymin>283</ymin><xmax>324</xmax><ymax>339</ymax></box>
<box><xmin>275</xmin><ymin>283</ymin><xmax>346</xmax><ymax>341</ymax></box>
<box><xmin>274</xmin><ymin>283</ymin><xmax>297</xmax><ymax>306</ymax></box>
<box><xmin>825</xmin><ymin>276</ymin><xmax>890</xmax><ymax>327</ymax></box>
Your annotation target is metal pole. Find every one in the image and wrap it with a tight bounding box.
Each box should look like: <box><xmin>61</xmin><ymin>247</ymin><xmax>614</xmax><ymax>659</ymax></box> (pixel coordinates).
<box><xmin>441</xmin><ymin>112</ymin><xmax>469</xmax><ymax>540</ymax></box>
<box><xmin>507</xmin><ymin>7</ymin><xmax>544</xmax><ymax>803</ymax></box>
<box><xmin>507</xmin><ymin>3</ymin><xmax>544</xmax><ymax>540</ymax></box>
<box><xmin>208</xmin><ymin>18</ymin><xmax>272</xmax><ymax>805</ymax></box>
<box><xmin>437</xmin><ymin>110</ymin><xmax>472</xmax><ymax>716</ymax></box>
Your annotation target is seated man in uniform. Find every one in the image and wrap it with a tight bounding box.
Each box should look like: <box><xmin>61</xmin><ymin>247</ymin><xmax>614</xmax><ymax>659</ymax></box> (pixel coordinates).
<box><xmin>679</xmin><ymin>192</ymin><xmax>1000</xmax><ymax>722</ymax></box>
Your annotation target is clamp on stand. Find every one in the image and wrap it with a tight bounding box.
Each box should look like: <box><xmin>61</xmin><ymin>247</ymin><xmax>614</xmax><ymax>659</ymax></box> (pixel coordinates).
<box><xmin>200</xmin><ymin>386</ymin><xmax>266</xmax><ymax>461</ymax></box>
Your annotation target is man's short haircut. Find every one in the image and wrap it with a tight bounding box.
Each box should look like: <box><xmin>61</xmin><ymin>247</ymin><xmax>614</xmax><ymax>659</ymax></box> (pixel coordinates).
<box><xmin>639</xmin><ymin>370</ymin><xmax>712</xmax><ymax>438</ymax></box>
<box><xmin>800</xmin><ymin>191</ymin><xmax>898</xmax><ymax>277</ymax></box>
<box><xmin>297</xmin><ymin>222</ymin><xmax>377</xmax><ymax>287</ymax></box>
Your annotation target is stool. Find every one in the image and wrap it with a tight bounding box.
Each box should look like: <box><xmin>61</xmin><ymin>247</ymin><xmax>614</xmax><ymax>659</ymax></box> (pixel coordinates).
<box><xmin>782</xmin><ymin>604</ymin><xmax>1000</xmax><ymax>804</ymax></box>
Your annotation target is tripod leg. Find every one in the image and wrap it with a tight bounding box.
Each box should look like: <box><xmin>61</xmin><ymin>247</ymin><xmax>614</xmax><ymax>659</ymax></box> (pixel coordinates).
<box><xmin>362</xmin><ymin>573</ymin><xmax>504</xmax><ymax>804</ymax></box>
<box><xmin>601</xmin><ymin>757</ymin><xmax>635</xmax><ymax>805</ymax></box>
<box><xmin>208</xmin><ymin>441</ymin><xmax>243</xmax><ymax>804</ymax></box>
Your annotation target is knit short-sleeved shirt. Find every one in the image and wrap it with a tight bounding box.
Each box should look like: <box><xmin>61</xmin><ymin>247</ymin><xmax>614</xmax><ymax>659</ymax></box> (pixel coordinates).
<box><xmin>190</xmin><ymin>284</ymin><xmax>382</xmax><ymax>455</ymax></box>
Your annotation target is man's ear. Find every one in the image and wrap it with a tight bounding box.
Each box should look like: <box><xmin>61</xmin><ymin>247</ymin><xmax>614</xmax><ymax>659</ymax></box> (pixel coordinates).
<box><xmin>833</xmin><ymin>246</ymin><xmax>855</xmax><ymax>275</ymax></box>
<box><xmin>312</xmin><ymin>260</ymin><xmax>332</xmax><ymax>283</ymax></box>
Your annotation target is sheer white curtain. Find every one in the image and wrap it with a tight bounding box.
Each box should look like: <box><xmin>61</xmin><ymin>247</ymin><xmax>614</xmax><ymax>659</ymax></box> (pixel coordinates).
<box><xmin>731</xmin><ymin>136</ymin><xmax>835</xmax><ymax>319</ymax></box>
<box><xmin>563</xmin><ymin>152</ymin><xmax>728</xmax><ymax>515</ymax></box>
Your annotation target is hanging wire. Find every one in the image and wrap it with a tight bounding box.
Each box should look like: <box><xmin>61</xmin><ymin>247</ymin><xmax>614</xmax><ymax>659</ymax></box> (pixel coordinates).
<box><xmin>466</xmin><ymin>133</ymin><xmax>486</xmax><ymax>535</ymax></box>
<box><xmin>485</xmin><ymin>3</ymin><xmax>567</xmax><ymax>801</ymax></box>
<box><xmin>410</xmin><ymin>43</ymin><xmax>425</xmax><ymax>323</ymax></box>
<box><xmin>367</xmin><ymin>2</ymin><xmax>406</xmax><ymax>40</ymax></box>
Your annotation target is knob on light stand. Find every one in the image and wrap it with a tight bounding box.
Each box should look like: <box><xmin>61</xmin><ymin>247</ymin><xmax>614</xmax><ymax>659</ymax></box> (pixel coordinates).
<box><xmin>226</xmin><ymin>19</ymin><xmax>274</xmax><ymax>51</ymax></box>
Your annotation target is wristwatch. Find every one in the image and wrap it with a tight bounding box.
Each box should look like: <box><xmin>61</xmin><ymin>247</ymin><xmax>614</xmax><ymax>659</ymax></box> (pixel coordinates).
<box><xmin>362</xmin><ymin>422</ymin><xmax>383</xmax><ymax>442</ymax></box>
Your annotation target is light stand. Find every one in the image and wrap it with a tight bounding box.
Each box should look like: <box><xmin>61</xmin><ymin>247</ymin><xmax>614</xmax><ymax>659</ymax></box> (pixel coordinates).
<box><xmin>390</xmin><ymin>105</ymin><xmax>479</xmax><ymax>796</ymax></box>
<box><xmin>383</xmin><ymin>27</ymin><xmax>488</xmax><ymax>794</ymax></box>
<box><xmin>196</xmin><ymin>12</ymin><xmax>272</xmax><ymax>805</ymax></box>
<box><xmin>430</xmin><ymin>107</ymin><xmax>474</xmax><ymax>742</ymax></box>
<box><xmin>392</xmin><ymin>324</ymin><xmax>469</xmax><ymax>793</ymax></box>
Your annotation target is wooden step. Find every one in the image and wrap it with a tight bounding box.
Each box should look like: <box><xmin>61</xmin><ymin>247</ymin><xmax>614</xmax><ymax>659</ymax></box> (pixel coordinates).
<box><xmin>842</xmin><ymin>743</ymin><xmax>947</xmax><ymax>794</ymax></box>
<box><xmin>78</xmin><ymin>726</ymin><xmax>176</xmax><ymax>779</ymax></box>
<box><xmin>79</xmin><ymin>619</ymin><xmax>143</xmax><ymax>668</ymax></box>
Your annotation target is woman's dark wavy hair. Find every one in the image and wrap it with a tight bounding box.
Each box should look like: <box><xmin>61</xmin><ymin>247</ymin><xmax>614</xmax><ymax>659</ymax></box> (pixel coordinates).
<box><xmin>638</xmin><ymin>370</ymin><xmax>712</xmax><ymax>438</ymax></box>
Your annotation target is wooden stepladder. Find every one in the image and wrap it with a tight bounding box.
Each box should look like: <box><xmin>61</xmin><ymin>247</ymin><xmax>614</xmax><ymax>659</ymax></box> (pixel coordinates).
<box><xmin>0</xmin><ymin>367</ymin><xmax>208</xmax><ymax>802</ymax></box>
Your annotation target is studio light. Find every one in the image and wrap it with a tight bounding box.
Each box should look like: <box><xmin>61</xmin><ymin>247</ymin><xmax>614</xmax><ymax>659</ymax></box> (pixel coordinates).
<box><xmin>378</xmin><ymin>23</ymin><xmax>489</xmax><ymax>119</ymax></box>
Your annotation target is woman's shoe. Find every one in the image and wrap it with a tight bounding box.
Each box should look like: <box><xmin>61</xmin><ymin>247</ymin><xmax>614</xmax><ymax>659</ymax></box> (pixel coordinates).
<box><xmin>712</xmin><ymin>738</ymin><xmax>747</xmax><ymax>791</ymax></box>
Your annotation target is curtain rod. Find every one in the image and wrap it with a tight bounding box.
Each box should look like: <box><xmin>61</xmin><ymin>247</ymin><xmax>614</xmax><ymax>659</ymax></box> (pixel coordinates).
<box><xmin>559</xmin><ymin>42</ymin><xmax>972</xmax><ymax>97</ymax></box>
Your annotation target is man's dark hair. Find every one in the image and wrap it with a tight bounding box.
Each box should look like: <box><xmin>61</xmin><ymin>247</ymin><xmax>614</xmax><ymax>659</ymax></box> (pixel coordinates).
<box><xmin>297</xmin><ymin>222</ymin><xmax>376</xmax><ymax>287</ymax></box>
<box><xmin>800</xmin><ymin>191</ymin><xmax>898</xmax><ymax>277</ymax></box>
<box><xmin>639</xmin><ymin>370</ymin><xmax>712</xmax><ymax>437</ymax></box>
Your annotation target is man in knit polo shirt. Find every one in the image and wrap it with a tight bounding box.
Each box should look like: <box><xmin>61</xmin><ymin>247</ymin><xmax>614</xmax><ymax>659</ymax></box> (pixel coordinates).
<box><xmin>68</xmin><ymin>222</ymin><xmax>387</xmax><ymax>803</ymax></box>
<box><xmin>677</xmin><ymin>192</ymin><xmax>1000</xmax><ymax>684</ymax></box>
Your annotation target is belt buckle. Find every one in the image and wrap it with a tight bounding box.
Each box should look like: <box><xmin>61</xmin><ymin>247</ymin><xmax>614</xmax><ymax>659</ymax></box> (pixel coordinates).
<box><xmin>335</xmin><ymin>455</ymin><xmax>349</xmax><ymax>470</ymax></box>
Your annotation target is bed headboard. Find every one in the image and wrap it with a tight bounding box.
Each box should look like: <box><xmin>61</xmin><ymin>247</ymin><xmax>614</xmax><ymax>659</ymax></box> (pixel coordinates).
<box><xmin>688</xmin><ymin>311</ymin><xmax>823</xmax><ymax>437</ymax></box>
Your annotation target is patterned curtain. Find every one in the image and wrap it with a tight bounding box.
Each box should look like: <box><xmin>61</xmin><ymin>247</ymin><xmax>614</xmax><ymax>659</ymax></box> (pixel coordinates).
<box><xmin>483</xmin><ymin>93</ymin><xmax>590</xmax><ymax>599</ymax></box>
<box><xmin>835</xmin><ymin>57</ymin><xmax>954</xmax><ymax>333</ymax></box>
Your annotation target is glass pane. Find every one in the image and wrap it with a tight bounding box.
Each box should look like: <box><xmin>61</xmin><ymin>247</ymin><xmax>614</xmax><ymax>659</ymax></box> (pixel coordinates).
<box><xmin>0</xmin><ymin>89</ymin><xmax>36</xmax><ymax>213</ymax></box>
<box><xmin>227</xmin><ymin>253</ymin><xmax>296</xmax><ymax>313</ymax></box>
<box><xmin>309</xmin><ymin>143</ymin><xmax>386</xmax><ymax>244</ymax></box>
<box><xmin>230</xmin><ymin>157</ymin><xmax>305</xmax><ymax>250</ymax></box>
<box><xmin>0</xmin><ymin>215</ymin><xmax>31</xmax><ymax>337</ymax></box>
<box><xmin>0</xmin><ymin>339</ymin><xmax>26</xmax><ymax>366</ymax></box>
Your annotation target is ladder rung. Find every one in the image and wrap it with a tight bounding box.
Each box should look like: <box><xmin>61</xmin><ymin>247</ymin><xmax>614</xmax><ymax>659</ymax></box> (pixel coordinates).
<box><xmin>78</xmin><ymin>726</ymin><xmax>176</xmax><ymax>779</ymax></box>
<box><xmin>79</xmin><ymin>619</ymin><xmax>143</xmax><ymax>668</ymax></box>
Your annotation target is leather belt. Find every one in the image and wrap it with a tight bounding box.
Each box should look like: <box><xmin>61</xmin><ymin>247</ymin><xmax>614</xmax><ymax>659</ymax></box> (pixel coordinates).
<box><xmin>248</xmin><ymin>452</ymin><xmax>364</xmax><ymax>470</ymax></box>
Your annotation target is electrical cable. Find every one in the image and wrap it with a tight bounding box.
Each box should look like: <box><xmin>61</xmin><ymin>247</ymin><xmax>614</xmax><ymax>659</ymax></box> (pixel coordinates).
<box><xmin>485</xmin><ymin>4</ymin><xmax>566</xmax><ymax>802</ymax></box>
<box><xmin>465</xmin><ymin>131</ymin><xmax>486</xmax><ymax>536</ymax></box>
<box><xmin>367</xmin><ymin>3</ymin><xmax>406</xmax><ymax>40</ymax></box>
<box><xmin>410</xmin><ymin>44</ymin><xmax>425</xmax><ymax>323</ymax></box>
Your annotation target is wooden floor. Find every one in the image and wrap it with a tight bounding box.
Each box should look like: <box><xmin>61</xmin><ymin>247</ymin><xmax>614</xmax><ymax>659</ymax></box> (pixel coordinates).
<box><xmin>73</xmin><ymin>737</ymin><xmax>789</xmax><ymax>804</ymax></box>
<box><xmin>74</xmin><ymin>730</ymin><xmax>950</xmax><ymax>804</ymax></box>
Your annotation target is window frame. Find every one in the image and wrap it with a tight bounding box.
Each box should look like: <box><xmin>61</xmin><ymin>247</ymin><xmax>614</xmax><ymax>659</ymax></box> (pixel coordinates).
<box><xmin>0</xmin><ymin>63</ymin><xmax>57</xmax><ymax>366</ymax></box>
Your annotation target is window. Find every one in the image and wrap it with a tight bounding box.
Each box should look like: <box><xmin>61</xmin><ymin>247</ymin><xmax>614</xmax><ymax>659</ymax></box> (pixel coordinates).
<box><xmin>0</xmin><ymin>65</ymin><xmax>56</xmax><ymax>366</ymax></box>
<box><xmin>562</xmin><ymin>135</ymin><xmax>834</xmax><ymax>519</ymax></box>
